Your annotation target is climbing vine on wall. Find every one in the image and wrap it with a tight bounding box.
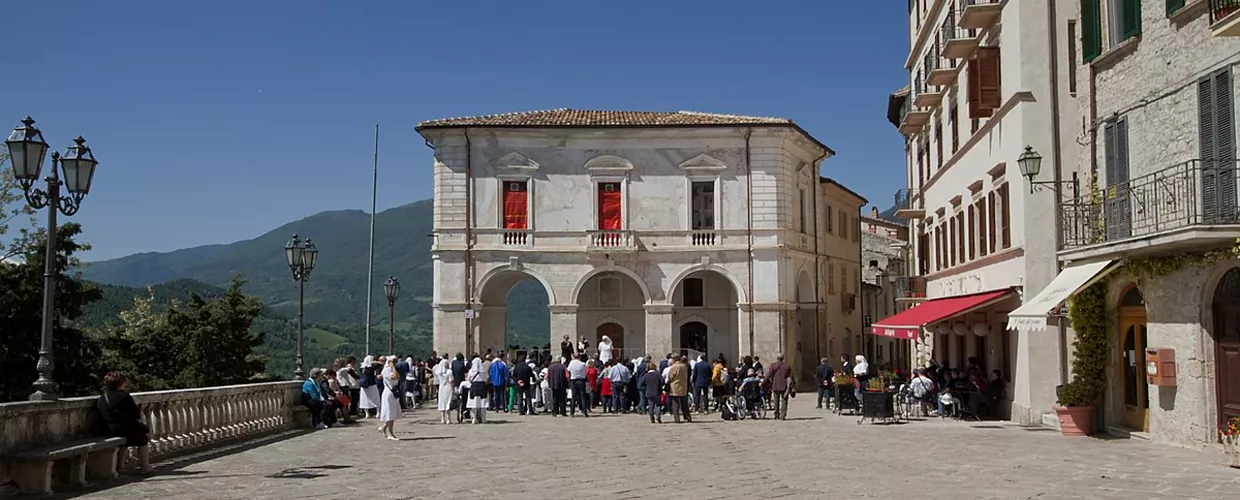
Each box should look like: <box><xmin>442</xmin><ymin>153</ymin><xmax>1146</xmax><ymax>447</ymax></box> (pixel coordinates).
<box><xmin>1121</xmin><ymin>238</ymin><xmax>1240</xmax><ymax>282</ymax></box>
<box><xmin>1060</xmin><ymin>282</ymin><xmax>1107</xmax><ymax>407</ymax></box>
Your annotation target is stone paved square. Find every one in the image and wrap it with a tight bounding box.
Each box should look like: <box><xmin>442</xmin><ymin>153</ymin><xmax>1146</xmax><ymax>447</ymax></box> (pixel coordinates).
<box><xmin>63</xmin><ymin>397</ymin><xmax>1240</xmax><ymax>500</ymax></box>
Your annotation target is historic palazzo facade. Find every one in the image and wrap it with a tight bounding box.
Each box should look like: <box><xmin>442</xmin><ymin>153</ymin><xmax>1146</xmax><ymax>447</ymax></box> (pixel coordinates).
<box><xmin>416</xmin><ymin>109</ymin><xmax>865</xmax><ymax>380</ymax></box>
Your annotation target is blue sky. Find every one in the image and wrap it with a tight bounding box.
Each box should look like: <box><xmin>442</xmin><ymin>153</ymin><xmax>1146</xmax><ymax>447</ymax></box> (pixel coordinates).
<box><xmin>3</xmin><ymin>0</ymin><xmax>910</xmax><ymax>260</ymax></box>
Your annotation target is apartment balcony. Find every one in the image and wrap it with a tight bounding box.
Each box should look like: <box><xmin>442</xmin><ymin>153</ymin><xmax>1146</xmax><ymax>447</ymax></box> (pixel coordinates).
<box><xmin>1059</xmin><ymin>159</ymin><xmax>1240</xmax><ymax>261</ymax></box>
<box><xmin>500</xmin><ymin>228</ymin><xmax>531</xmax><ymax>246</ymax></box>
<box><xmin>939</xmin><ymin>11</ymin><xmax>982</xmax><ymax>60</ymax></box>
<box><xmin>912</xmin><ymin>71</ymin><xmax>942</xmax><ymax>109</ymax></box>
<box><xmin>959</xmin><ymin>0</ymin><xmax>1003</xmax><ymax>30</ymax></box>
<box><xmin>894</xmin><ymin>188</ymin><xmax>925</xmax><ymax>219</ymax></box>
<box><xmin>587</xmin><ymin>229</ymin><xmax>637</xmax><ymax>252</ymax></box>
<box><xmin>1211</xmin><ymin>0</ymin><xmax>1240</xmax><ymax>36</ymax></box>
<box><xmin>895</xmin><ymin>276</ymin><xmax>928</xmax><ymax>302</ymax></box>
<box><xmin>898</xmin><ymin>99</ymin><xmax>931</xmax><ymax>135</ymax></box>
<box><xmin>688</xmin><ymin>229</ymin><xmax>719</xmax><ymax>246</ymax></box>
<box><xmin>924</xmin><ymin>46</ymin><xmax>959</xmax><ymax>87</ymax></box>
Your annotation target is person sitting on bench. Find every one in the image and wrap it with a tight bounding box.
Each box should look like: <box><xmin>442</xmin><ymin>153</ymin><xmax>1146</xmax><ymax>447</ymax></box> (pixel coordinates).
<box><xmin>95</xmin><ymin>371</ymin><xmax>153</xmax><ymax>474</ymax></box>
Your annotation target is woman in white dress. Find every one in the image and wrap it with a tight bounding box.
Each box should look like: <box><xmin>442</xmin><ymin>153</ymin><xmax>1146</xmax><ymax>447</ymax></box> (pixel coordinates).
<box><xmin>433</xmin><ymin>358</ymin><xmax>455</xmax><ymax>424</ymax></box>
<box><xmin>466</xmin><ymin>356</ymin><xmax>488</xmax><ymax>424</ymax></box>
<box><xmin>358</xmin><ymin>355</ymin><xmax>381</xmax><ymax>418</ymax></box>
<box><xmin>378</xmin><ymin>357</ymin><xmax>401</xmax><ymax>440</ymax></box>
<box><xmin>598</xmin><ymin>336</ymin><xmax>613</xmax><ymax>364</ymax></box>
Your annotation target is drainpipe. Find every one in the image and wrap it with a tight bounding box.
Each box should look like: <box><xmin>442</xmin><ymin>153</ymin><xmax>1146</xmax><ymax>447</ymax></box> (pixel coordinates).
<box><xmin>1046</xmin><ymin>0</ymin><xmax>1069</xmax><ymax>387</ymax></box>
<box><xmin>464</xmin><ymin>131</ymin><xmax>475</xmax><ymax>356</ymax></box>
<box><xmin>745</xmin><ymin>129</ymin><xmax>755</xmax><ymax>357</ymax></box>
<box><xmin>811</xmin><ymin>149</ymin><xmax>827</xmax><ymax>374</ymax></box>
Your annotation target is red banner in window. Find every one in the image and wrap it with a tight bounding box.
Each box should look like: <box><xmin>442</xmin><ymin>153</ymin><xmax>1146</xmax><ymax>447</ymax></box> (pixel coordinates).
<box><xmin>503</xmin><ymin>182</ymin><xmax>527</xmax><ymax>229</ymax></box>
<box><xmin>598</xmin><ymin>183</ymin><xmax>622</xmax><ymax>230</ymax></box>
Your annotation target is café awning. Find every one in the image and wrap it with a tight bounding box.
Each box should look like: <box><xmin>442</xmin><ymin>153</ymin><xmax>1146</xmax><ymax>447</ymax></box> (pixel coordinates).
<box><xmin>1006</xmin><ymin>260</ymin><xmax>1118</xmax><ymax>333</ymax></box>
<box><xmin>869</xmin><ymin>288</ymin><xmax>1016</xmax><ymax>340</ymax></box>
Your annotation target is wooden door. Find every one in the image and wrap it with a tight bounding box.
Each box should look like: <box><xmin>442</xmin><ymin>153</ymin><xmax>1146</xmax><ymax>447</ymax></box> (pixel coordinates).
<box><xmin>1118</xmin><ymin>286</ymin><xmax>1149</xmax><ymax>431</ymax></box>
<box><xmin>1213</xmin><ymin>269</ymin><xmax>1240</xmax><ymax>427</ymax></box>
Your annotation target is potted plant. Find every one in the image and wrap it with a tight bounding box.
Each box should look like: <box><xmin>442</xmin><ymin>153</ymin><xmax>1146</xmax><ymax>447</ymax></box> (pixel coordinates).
<box><xmin>1222</xmin><ymin>416</ymin><xmax>1240</xmax><ymax>469</ymax></box>
<box><xmin>866</xmin><ymin>377</ymin><xmax>886</xmax><ymax>392</ymax></box>
<box><xmin>1054</xmin><ymin>283</ymin><xmax>1107</xmax><ymax>436</ymax></box>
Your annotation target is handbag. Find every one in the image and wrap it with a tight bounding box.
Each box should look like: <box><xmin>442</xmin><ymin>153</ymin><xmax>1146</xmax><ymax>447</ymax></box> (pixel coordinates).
<box><xmin>337</xmin><ymin>394</ymin><xmax>352</xmax><ymax>407</ymax></box>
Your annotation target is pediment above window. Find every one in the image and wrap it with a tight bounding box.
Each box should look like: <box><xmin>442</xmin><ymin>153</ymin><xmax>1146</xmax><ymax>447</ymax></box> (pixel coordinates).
<box><xmin>679</xmin><ymin>153</ymin><xmax>728</xmax><ymax>174</ymax></box>
<box><xmin>585</xmin><ymin>154</ymin><xmax>634</xmax><ymax>174</ymax></box>
<box><xmin>492</xmin><ymin>152</ymin><xmax>540</xmax><ymax>172</ymax></box>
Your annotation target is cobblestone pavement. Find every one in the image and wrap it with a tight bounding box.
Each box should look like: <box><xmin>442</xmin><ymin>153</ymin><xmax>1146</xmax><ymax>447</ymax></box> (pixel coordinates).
<box><xmin>65</xmin><ymin>397</ymin><xmax>1240</xmax><ymax>500</ymax></box>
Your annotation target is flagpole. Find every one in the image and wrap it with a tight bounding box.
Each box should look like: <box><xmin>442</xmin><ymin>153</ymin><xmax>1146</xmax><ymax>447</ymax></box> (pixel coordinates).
<box><xmin>365</xmin><ymin>123</ymin><xmax>379</xmax><ymax>355</ymax></box>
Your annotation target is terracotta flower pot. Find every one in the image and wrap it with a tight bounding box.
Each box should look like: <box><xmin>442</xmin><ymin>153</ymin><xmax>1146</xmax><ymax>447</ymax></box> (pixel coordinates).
<box><xmin>1054</xmin><ymin>405</ymin><xmax>1096</xmax><ymax>436</ymax></box>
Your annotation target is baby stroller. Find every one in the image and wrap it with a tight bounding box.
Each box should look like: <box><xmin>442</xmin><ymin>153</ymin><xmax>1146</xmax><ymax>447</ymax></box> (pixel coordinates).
<box><xmin>452</xmin><ymin>382</ymin><xmax>468</xmax><ymax>423</ymax></box>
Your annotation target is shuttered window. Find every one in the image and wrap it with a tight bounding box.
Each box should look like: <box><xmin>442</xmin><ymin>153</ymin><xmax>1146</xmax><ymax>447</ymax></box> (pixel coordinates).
<box><xmin>967</xmin><ymin>48</ymin><xmax>1001</xmax><ymax>119</ymax></box>
<box><xmin>1082</xmin><ymin>0</ymin><xmax>1102</xmax><ymax>62</ymax></box>
<box><xmin>1166</xmin><ymin>0</ymin><xmax>1185</xmax><ymax>16</ymax></box>
<box><xmin>987</xmin><ymin>192</ymin><xmax>997</xmax><ymax>253</ymax></box>
<box><xmin>935</xmin><ymin>121</ymin><xmax>944</xmax><ymax>170</ymax></box>
<box><xmin>1121</xmin><ymin>0</ymin><xmax>1142</xmax><ymax>39</ymax></box>
<box><xmin>1200</xmin><ymin>68</ymin><xmax>1238</xmax><ymax>223</ymax></box>
<box><xmin>976</xmin><ymin>199</ymin><xmax>988</xmax><ymax>257</ymax></box>
<box><xmin>967</xmin><ymin>204</ymin><xmax>976</xmax><ymax>261</ymax></box>
<box><xmin>1103</xmin><ymin>119</ymin><xmax>1132</xmax><ymax>239</ymax></box>
<box><xmin>999</xmin><ymin>184</ymin><xmax>1012</xmax><ymax>249</ymax></box>
<box><xmin>828</xmin><ymin>263</ymin><xmax>836</xmax><ymax>295</ymax></box>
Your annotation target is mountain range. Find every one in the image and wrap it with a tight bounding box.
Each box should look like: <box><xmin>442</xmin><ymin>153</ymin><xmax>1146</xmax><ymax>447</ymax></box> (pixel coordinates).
<box><xmin>81</xmin><ymin>199</ymin><xmax>550</xmax><ymax>357</ymax></box>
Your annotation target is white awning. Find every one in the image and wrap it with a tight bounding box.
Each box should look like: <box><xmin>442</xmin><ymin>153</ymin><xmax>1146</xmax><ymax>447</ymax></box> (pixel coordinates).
<box><xmin>1006</xmin><ymin>260</ymin><xmax>1119</xmax><ymax>332</ymax></box>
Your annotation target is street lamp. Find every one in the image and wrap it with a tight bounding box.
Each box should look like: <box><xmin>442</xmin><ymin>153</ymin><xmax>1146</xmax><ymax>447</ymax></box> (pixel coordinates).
<box><xmin>1018</xmin><ymin>145</ymin><xmax>1079</xmax><ymax>198</ymax></box>
<box><xmin>384</xmin><ymin>276</ymin><xmax>400</xmax><ymax>354</ymax></box>
<box><xmin>285</xmin><ymin>234</ymin><xmax>318</xmax><ymax>379</ymax></box>
<box><xmin>5</xmin><ymin>117</ymin><xmax>98</xmax><ymax>401</ymax></box>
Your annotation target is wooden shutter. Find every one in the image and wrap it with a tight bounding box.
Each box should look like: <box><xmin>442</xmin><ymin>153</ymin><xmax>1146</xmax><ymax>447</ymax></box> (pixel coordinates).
<box><xmin>1104</xmin><ymin>121</ymin><xmax>1120</xmax><ymax>239</ymax></box>
<box><xmin>987</xmin><ymin>192</ymin><xmax>996</xmax><ymax>253</ymax></box>
<box><xmin>977</xmin><ymin>200</ymin><xmax>988</xmax><ymax>257</ymax></box>
<box><xmin>1082</xmin><ymin>0</ymin><xmax>1102</xmax><ymax>63</ymax></box>
<box><xmin>1214</xmin><ymin>69</ymin><xmax>1237</xmax><ymax>222</ymax></box>
<box><xmin>1122</xmin><ymin>0</ymin><xmax>1142</xmax><ymax>39</ymax></box>
<box><xmin>828</xmin><ymin>263</ymin><xmax>836</xmax><ymax>295</ymax></box>
<box><xmin>966</xmin><ymin>59</ymin><xmax>993</xmax><ymax>119</ymax></box>
<box><xmin>502</xmin><ymin>181</ymin><xmax>528</xmax><ymax>229</ymax></box>
<box><xmin>977</xmin><ymin>47</ymin><xmax>1002</xmax><ymax>110</ymax></box>
<box><xmin>597</xmin><ymin>182</ymin><xmax>622</xmax><ymax>230</ymax></box>
<box><xmin>1115</xmin><ymin>119</ymin><xmax>1132</xmax><ymax>238</ymax></box>
<box><xmin>967</xmin><ymin>204</ymin><xmax>976</xmax><ymax>261</ymax></box>
<box><xmin>1166</xmin><ymin>0</ymin><xmax>1185</xmax><ymax>16</ymax></box>
<box><xmin>1000</xmin><ymin>184</ymin><xmax>1011</xmax><ymax>248</ymax></box>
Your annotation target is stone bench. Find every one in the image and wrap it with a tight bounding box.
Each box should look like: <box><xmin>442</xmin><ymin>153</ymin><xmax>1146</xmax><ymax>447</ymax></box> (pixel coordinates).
<box><xmin>5</xmin><ymin>436</ymin><xmax>127</xmax><ymax>495</ymax></box>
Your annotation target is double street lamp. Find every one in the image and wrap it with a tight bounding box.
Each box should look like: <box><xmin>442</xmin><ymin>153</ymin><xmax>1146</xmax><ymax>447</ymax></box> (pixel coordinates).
<box><xmin>384</xmin><ymin>276</ymin><xmax>400</xmax><ymax>354</ymax></box>
<box><xmin>5</xmin><ymin>117</ymin><xmax>99</xmax><ymax>401</ymax></box>
<box><xmin>284</xmin><ymin>234</ymin><xmax>318</xmax><ymax>379</ymax></box>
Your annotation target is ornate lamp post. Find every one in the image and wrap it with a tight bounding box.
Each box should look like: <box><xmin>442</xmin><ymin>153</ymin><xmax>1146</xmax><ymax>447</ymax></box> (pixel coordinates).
<box><xmin>284</xmin><ymin>234</ymin><xmax>318</xmax><ymax>379</ymax></box>
<box><xmin>1018</xmin><ymin>145</ymin><xmax>1079</xmax><ymax>198</ymax></box>
<box><xmin>384</xmin><ymin>276</ymin><xmax>400</xmax><ymax>354</ymax></box>
<box><xmin>5</xmin><ymin>117</ymin><xmax>98</xmax><ymax>401</ymax></box>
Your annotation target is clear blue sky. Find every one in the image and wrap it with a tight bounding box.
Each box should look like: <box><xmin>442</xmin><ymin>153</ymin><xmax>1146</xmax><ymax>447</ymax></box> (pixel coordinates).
<box><xmin>3</xmin><ymin>0</ymin><xmax>910</xmax><ymax>260</ymax></box>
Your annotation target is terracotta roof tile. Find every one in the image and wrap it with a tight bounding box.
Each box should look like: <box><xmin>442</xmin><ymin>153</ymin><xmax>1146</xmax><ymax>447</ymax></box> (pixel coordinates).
<box><xmin>417</xmin><ymin>108</ymin><xmax>794</xmax><ymax>128</ymax></box>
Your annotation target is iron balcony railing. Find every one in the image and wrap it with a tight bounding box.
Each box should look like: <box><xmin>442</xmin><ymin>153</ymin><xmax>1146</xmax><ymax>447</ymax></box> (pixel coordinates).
<box><xmin>1060</xmin><ymin>159</ymin><xmax>1240</xmax><ymax>249</ymax></box>
<box><xmin>895</xmin><ymin>276</ymin><xmax>927</xmax><ymax>301</ymax></box>
<box><xmin>914</xmin><ymin>68</ymin><xmax>939</xmax><ymax>98</ymax></box>
<box><xmin>1211</xmin><ymin>0</ymin><xmax>1240</xmax><ymax>24</ymax></box>
<box><xmin>938</xmin><ymin>6</ymin><xmax>980</xmax><ymax>47</ymax></box>
<box><xmin>895</xmin><ymin>188</ymin><xmax>921</xmax><ymax>212</ymax></box>
<box><xmin>963</xmin><ymin>0</ymin><xmax>1001</xmax><ymax>6</ymax></box>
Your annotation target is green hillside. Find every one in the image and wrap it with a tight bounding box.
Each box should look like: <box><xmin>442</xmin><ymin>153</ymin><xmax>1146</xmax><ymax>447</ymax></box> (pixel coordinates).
<box><xmin>81</xmin><ymin>200</ymin><xmax>550</xmax><ymax>354</ymax></box>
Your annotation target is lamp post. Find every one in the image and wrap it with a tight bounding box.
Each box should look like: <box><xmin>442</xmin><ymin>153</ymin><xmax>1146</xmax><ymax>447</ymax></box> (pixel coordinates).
<box><xmin>5</xmin><ymin>117</ymin><xmax>98</xmax><ymax>401</ymax></box>
<box><xmin>384</xmin><ymin>276</ymin><xmax>400</xmax><ymax>354</ymax></box>
<box><xmin>1018</xmin><ymin>145</ymin><xmax>1079</xmax><ymax>198</ymax></box>
<box><xmin>285</xmin><ymin>234</ymin><xmax>318</xmax><ymax>379</ymax></box>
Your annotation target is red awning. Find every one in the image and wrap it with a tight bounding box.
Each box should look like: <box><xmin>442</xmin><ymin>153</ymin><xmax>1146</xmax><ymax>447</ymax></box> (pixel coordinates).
<box><xmin>869</xmin><ymin>288</ymin><xmax>1015</xmax><ymax>340</ymax></box>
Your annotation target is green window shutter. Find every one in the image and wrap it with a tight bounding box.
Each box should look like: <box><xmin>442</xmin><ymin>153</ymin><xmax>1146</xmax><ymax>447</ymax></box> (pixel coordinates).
<box><xmin>1082</xmin><ymin>0</ymin><xmax>1102</xmax><ymax>63</ymax></box>
<box><xmin>1123</xmin><ymin>0</ymin><xmax>1142</xmax><ymax>39</ymax></box>
<box><xmin>1166</xmin><ymin>0</ymin><xmax>1185</xmax><ymax>17</ymax></box>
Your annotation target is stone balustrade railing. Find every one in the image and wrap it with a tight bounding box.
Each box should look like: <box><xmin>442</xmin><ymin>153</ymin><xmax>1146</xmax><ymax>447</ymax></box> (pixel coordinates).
<box><xmin>0</xmin><ymin>381</ymin><xmax>308</xmax><ymax>481</ymax></box>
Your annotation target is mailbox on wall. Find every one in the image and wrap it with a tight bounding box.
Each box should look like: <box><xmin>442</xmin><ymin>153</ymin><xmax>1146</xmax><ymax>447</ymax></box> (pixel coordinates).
<box><xmin>1145</xmin><ymin>348</ymin><xmax>1176</xmax><ymax>387</ymax></box>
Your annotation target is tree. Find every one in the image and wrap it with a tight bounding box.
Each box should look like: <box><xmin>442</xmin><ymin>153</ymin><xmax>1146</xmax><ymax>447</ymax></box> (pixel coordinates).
<box><xmin>99</xmin><ymin>287</ymin><xmax>184</xmax><ymax>391</ymax></box>
<box><xmin>0</xmin><ymin>222</ymin><xmax>103</xmax><ymax>402</ymax></box>
<box><xmin>168</xmin><ymin>275</ymin><xmax>267</xmax><ymax>388</ymax></box>
<box><xmin>0</xmin><ymin>153</ymin><xmax>38</xmax><ymax>262</ymax></box>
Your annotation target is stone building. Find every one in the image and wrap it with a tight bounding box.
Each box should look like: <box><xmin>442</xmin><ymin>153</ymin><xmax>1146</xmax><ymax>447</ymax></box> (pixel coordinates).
<box><xmin>860</xmin><ymin>226</ymin><xmax>914</xmax><ymax>370</ymax></box>
<box><xmin>1009</xmin><ymin>1</ymin><xmax>1240</xmax><ymax>449</ymax></box>
<box><xmin>415</xmin><ymin>109</ymin><xmax>864</xmax><ymax>381</ymax></box>
<box><xmin>883</xmin><ymin>0</ymin><xmax>1080</xmax><ymax>423</ymax></box>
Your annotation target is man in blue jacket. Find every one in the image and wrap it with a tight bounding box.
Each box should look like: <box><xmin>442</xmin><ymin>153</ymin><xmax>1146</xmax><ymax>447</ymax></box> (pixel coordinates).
<box><xmin>302</xmin><ymin>369</ymin><xmax>331</xmax><ymax>429</ymax></box>
<box><xmin>692</xmin><ymin>355</ymin><xmax>713</xmax><ymax>413</ymax></box>
<box><xmin>489</xmin><ymin>355</ymin><xmax>509</xmax><ymax>412</ymax></box>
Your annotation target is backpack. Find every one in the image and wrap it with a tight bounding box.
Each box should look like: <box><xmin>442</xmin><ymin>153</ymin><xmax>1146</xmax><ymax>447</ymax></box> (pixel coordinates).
<box><xmin>360</xmin><ymin>367</ymin><xmax>377</xmax><ymax>389</ymax></box>
<box><xmin>718</xmin><ymin>368</ymin><xmax>730</xmax><ymax>387</ymax></box>
<box><xmin>720</xmin><ymin>403</ymin><xmax>738</xmax><ymax>421</ymax></box>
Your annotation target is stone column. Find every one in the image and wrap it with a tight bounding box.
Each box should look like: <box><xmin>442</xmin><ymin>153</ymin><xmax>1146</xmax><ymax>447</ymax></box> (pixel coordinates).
<box><xmin>549</xmin><ymin>305</ymin><xmax>577</xmax><ymax>358</ymax></box>
<box><xmin>644</xmin><ymin>304</ymin><xmax>675</xmax><ymax>358</ymax></box>
<box><xmin>750</xmin><ymin>304</ymin><xmax>783</xmax><ymax>364</ymax></box>
<box><xmin>433</xmin><ymin>304</ymin><xmax>469</xmax><ymax>357</ymax></box>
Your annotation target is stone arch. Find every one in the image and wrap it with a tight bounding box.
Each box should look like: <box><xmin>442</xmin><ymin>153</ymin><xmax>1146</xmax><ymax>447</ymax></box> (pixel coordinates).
<box><xmin>667</xmin><ymin>264</ymin><xmax>748</xmax><ymax>304</ymax></box>
<box><xmin>595</xmin><ymin>315</ymin><xmax>635</xmax><ymax>334</ymax></box>
<box><xmin>675</xmin><ymin>315</ymin><xmax>716</xmax><ymax>333</ymax></box>
<box><xmin>795</xmin><ymin>269</ymin><xmax>815</xmax><ymax>303</ymax></box>
<box><xmin>474</xmin><ymin>265</ymin><xmax>557</xmax><ymax>305</ymax></box>
<box><xmin>1208</xmin><ymin>265</ymin><xmax>1240</xmax><ymax>429</ymax></box>
<box><xmin>571</xmin><ymin>265</ymin><xmax>652</xmax><ymax>304</ymax></box>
